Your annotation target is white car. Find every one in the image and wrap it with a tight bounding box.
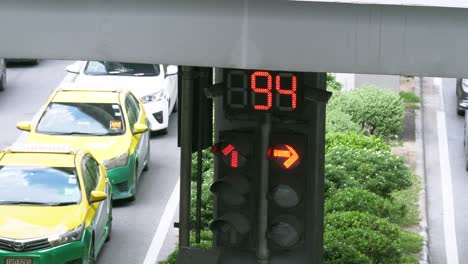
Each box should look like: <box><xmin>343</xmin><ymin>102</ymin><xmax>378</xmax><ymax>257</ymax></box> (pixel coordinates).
<box><xmin>66</xmin><ymin>61</ymin><xmax>178</xmax><ymax>134</ymax></box>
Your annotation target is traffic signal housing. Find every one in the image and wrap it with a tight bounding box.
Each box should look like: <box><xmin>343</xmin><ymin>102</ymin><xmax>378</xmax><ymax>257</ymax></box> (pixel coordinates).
<box><xmin>267</xmin><ymin>133</ymin><xmax>307</xmax><ymax>257</ymax></box>
<box><xmin>210</xmin><ymin>130</ymin><xmax>257</xmax><ymax>252</ymax></box>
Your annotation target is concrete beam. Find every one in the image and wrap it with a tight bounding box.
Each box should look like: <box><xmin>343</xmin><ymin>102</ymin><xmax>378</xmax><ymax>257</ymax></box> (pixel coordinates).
<box><xmin>0</xmin><ymin>0</ymin><xmax>466</xmax><ymax>77</ymax></box>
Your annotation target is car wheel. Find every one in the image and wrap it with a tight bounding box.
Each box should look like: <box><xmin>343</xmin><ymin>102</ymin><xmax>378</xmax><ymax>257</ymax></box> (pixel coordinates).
<box><xmin>143</xmin><ymin>142</ymin><xmax>150</xmax><ymax>172</ymax></box>
<box><xmin>128</xmin><ymin>165</ymin><xmax>138</xmax><ymax>202</ymax></box>
<box><xmin>458</xmin><ymin>109</ymin><xmax>465</xmax><ymax>116</ymax></box>
<box><xmin>160</xmin><ymin>128</ymin><xmax>168</xmax><ymax>135</ymax></box>
<box><xmin>88</xmin><ymin>236</ymin><xmax>96</xmax><ymax>264</ymax></box>
<box><xmin>172</xmin><ymin>98</ymin><xmax>178</xmax><ymax>113</ymax></box>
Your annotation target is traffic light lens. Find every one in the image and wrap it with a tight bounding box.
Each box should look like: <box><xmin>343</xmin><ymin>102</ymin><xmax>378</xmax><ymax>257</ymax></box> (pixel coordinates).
<box><xmin>271</xmin><ymin>184</ymin><xmax>300</xmax><ymax>208</ymax></box>
<box><xmin>270</xmin><ymin>222</ymin><xmax>300</xmax><ymax>249</ymax></box>
<box><xmin>267</xmin><ymin>144</ymin><xmax>300</xmax><ymax>169</ymax></box>
<box><xmin>220</xmin><ymin>187</ymin><xmax>246</xmax><ymax>206</ymax></box>
<box><xmin>210</xmin><ymin>175</ymin><xmax>250</xmax><ymax>207</ymax></box>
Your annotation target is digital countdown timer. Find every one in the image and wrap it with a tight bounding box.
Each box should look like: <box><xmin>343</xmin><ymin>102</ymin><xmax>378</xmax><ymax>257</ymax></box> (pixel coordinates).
<box><xmin>223</xmin><ymin>69</ymin><xmax>304</xmax><ymax>116</ymax></box>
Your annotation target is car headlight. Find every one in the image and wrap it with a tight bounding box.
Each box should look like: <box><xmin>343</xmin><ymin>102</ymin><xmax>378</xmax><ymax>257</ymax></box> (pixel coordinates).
<box><xmin>48</xmin><ymin>223</ymin><xmax>84</xmax><ymax>247</ymax></box>
<box><xmin>102</xmin><ymin>151</ymin><xmax>130</xmax><ymax>170</ymax></box>
<box><xmin>141</xmin><ymin>91</ymin><xmax>164</xmax><ymax>103</ymax></box>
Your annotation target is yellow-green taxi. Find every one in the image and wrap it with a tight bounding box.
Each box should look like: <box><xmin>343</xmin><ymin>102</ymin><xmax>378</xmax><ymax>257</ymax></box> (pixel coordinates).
<box><xmin>0</xmin><ymin>143</ymin><xmax>112</xmax><ymax>264</ymax></box>
<box><xmin>17</xmin><ymin>85</ymin><xmax>151</xmax><ymax>201</ymax></box>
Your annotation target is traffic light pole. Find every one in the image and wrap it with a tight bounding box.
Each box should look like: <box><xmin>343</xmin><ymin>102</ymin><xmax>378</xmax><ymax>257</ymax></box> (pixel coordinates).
<box><xmin>179</xmin><ymin>66</ymin><xmax>194</xmax><ymax>247</ymax></box>
<box><xmin>257</xmin><ymin>114</ymin><xmax>271</xmax><ymax>264</ymax></box>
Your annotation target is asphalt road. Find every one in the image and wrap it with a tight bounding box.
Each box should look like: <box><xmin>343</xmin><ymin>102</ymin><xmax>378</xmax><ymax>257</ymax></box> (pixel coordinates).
<box><xmin>441</xmin><ymin>78</ymin><xmax>468</xmax><ymax>263</ymax></box>
<box><xmin>0</xmin><ymin>60</ymin><xmax>180</xmax><ymax>264</ymax></box>
<box><xmin>423</xmin><ymin>77</ymin><xmax>468</xmax><ymax>263</ymax></box>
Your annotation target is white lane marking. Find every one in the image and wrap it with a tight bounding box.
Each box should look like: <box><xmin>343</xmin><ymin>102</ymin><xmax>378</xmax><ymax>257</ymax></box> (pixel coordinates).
<box><xmin>437</xmin><ymin>111</ymin><xmax>459</xmax><ymax>264</ymax></box>
<box><xmin>143</xmin><ymin>179</ymin><xmax>180</xmax><ymax>264</ymax></box>
<box><xmin>434</xmin><ymin>77</ymin><xmax>443</xmax><ymax>92</ymax></box>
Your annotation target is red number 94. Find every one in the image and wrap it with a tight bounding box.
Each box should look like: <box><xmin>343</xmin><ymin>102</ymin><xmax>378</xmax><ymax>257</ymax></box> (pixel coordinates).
<box><xmin>250</xmin><ymin>71</ymin><xmax>297</xmax><ymax>111</ymax></box>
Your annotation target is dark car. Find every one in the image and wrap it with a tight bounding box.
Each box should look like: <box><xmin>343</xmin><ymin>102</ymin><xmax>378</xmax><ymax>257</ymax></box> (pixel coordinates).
<box><xmin>456</xmin><ymin>78</ymin><xmax>468</xmax><ymax>115</ymax></box>
<box><xmin>6</xmin><ymin>58</ymin><xmax>39</xmax><ymax>65</ymax></box>
<box><xmin>0</xmin><ymin>58</ymin><xmax>6</xmax><ymax>91</ymax></box>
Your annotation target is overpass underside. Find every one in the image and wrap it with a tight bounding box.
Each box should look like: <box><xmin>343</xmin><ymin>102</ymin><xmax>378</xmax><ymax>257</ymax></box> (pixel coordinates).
<box><xmin>0</xmin><ymin>0</ymin><xmax>467</xmax><ymax>77</ymax></box>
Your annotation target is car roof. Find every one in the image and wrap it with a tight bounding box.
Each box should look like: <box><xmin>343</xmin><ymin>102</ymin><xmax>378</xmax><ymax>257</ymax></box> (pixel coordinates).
<box><xmin>0</xmin><ymin>143</ymin><xmax>81</xmax><ymax>168</ymax></box>
<box><xmin>51</xmin><ymin>83</ymin><xmax>124</xmax><ymax>104</ymax></box>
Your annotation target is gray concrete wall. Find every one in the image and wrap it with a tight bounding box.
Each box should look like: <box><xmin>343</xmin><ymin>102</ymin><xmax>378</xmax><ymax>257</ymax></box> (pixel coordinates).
<box><xmin>355</xmin><ymin>74</ymin><xmax>400</xmax><ymax>93</ymax></box>
<box><xmin>334</xmin><ymin>73</ymin><xmax>400</xmax><ymax>92</ymax></box>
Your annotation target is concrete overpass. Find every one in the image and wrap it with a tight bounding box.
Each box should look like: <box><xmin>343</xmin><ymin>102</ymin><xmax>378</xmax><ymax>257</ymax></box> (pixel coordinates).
<box><xmin>0</xmin><ymin>0</ymin><xmax>467</xmax><ymax>77</ymax></box>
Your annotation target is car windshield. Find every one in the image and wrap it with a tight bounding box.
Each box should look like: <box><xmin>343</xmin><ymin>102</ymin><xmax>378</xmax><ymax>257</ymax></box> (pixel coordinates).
<box><xmin>84</xmin><ymin>61</ymin><xmax>160</xmax><ymax>76</ymax></box>
<box><xmin>36</xmin><ymin>102</ymin><xmax>125</xmax><ymax>136</ymax></box>
<box><xmin>0</xmin><ymin>166</ymin><xmax>81</xmax><ymax>205</ymax></box>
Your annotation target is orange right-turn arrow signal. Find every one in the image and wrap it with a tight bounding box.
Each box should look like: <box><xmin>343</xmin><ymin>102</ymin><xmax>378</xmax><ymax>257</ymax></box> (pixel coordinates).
<box><xmin>269</xmin><ymin>144</ymin><xmax>300</xmax><ymax>169</ymax></box>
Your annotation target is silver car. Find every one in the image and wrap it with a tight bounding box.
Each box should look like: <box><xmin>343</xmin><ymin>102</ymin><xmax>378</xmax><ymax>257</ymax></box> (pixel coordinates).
<box><xmin>0</xmin><ymin>58</ymin><xmax>5</xmax><ymax>91</ymax></box>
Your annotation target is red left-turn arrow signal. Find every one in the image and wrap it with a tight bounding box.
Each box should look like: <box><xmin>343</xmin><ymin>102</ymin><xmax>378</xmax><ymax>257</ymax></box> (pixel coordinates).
<box><xmin>212</xmin><ymin>143</ymin><xmax>245</xmax><ymax>168</ymax></box>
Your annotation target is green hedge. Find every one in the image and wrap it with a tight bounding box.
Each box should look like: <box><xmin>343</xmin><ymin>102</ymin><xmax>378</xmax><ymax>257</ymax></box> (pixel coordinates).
<box><xmin>325</xmin><ymin>132</ymin><xmax>390</xmax><ymax>153</ymax></box>
<box><xmin>326</xmin><ymin>108</ymin><xmax>362</xmax><ymax>134</ymax></box>
<box><xmin>325</xmin><ymin>147</ymin><xmax>412</xmax><ymax>197</ymax></box>
<box><xmin>190</xmin><ymin>149</ymin><xmax>215</xmax><ymax>230</ymax></box>
<box><xmin>328</xmin><ymin>86</ymin><xmax>404</xmax><ymax>138</ymax></box>
<box><xmin>325</xmin><ymin>189</ymin><xmax>393</xmax><ymax>219</ymax></box>
<box><xmin>325</xmin><ymin>212</ymin><xmax>402</xmax><ymax>263</ymax></box>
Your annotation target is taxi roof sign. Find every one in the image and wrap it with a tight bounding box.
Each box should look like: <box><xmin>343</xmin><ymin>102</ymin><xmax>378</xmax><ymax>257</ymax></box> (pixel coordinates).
<box><xmin>8</xmin><ymin>143</ymin><xmax>75</xmax><ymax>154</ymax></box>
<box><xmin>58</xmin><ymin>82</ymin><xmax>125</xmax><ymax>93</ymax></box>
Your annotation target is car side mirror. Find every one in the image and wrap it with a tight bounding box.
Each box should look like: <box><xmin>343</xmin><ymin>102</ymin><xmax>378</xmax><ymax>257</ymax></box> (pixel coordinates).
<box><xmin>133</xmin><ymin>123</ymin><xmax>149</xmax><ymax>134</ymax></box>
<box><xmin>165</xmin><ymin>65</ymin><xmax>178</xmax><ymax>77</ymax></box>
<box><xmin>90</xmin><ymin>190</ymin><xmax>107</xmax><ymax>203</ymax></box>
<box><xmin>16</xmin><ymin>121</ymin><xmax>32</xmax><ymax>132</ymax></box>
<box><xmin>65</xmin><ymin>62</ymin><xmax>82</xmax><ymax>74</ymax></box>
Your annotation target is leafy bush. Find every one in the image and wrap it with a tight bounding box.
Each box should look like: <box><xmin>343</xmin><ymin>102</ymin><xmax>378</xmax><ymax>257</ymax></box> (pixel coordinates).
<box><xmin>390</xmin><ymin>174</ymin><xmax>421</xmax><ymax>226</ymax></box>
<box><xmin>325</xmin><ymin>189</ymin><xmax>393</xmax><ymax>219</ymax></box>
<box><xmin>327</xmin><ymin>73</ymin><xmax>343</xmax><ymax>92</ymax></box>
<box><xmin>191</xmin><ymin>149</ymin><xmax>214</xmax><ymax>181</ymax></box>
<box><xmin>325</xmin><ymin>212</ymin><xmax>402</xmax><ymax>263</ymax></box>
<box><xmin>325</xmin><ymin>211</ymin><xmax>400</xmax><ymax>241</ymax></box>
<box><xmin>400</xmin><ymin>256</ymin><xmax>419</xmax><ymax>264</ymax></box>
<box><xmin>158</xmin><ymin>231</ymin><xmax>213</xmax><ymax>264</ymax></box>
<box><xmin>327</xmin><ymin>86</ymin><xmax>404</xmax><ymax>138</ymax></box>
<box><xmin>158</xmin><ymin>249</ymin><xmax>178</xmax><ymax>264</ymax></box>
<box><xmin>190</xmin><ymin>229</ymin><xmax>213</xmax><ymax>249</ymax></box>
<box><xmin>399</xmin><ymin>91</ymin><xmax>420</xmax><ymax>103</ymax></box>
<box><xmin>325</xmin><ymin>147</ymin><xmax>412</xmax><ymax>197</ymax></box>
<box><xmin>190</xmin><ymin>149</ymin><xmax>214</xmax><ymax>232</ymax></box>
<box><xmin>325</xmin><ymin>132</ymin><xmax>390</xmax><ymax>153</ymax></box>
<box><xmin>324</xmin><ymin>239</ymin><xmax>371</xmax><ymax>264</ymax></box>
<box><xmin>400</xmin><ymin>230</ymin><xmax>423</xmax><ymax>254</ymax></box>
<box><xmin>327</xmin><ymin>90</ymin><xmax>361</xmax><ymax>119</ymax></box>
<box><xmin>326</xmin><ymin>108</ymin><xmax>362</xmax><ymax>134</ymax></box>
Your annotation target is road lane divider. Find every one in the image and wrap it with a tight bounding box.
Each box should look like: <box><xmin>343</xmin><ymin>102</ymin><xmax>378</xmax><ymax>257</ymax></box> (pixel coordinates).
<box><xmin>143</xmin><ymin>179</ymin><xmax>180</xmax><ymax>264</ymax></box>
<box><xmin>437</xmin><ymin>111</ymin><xmax>459</xmax><ymax>264</ymax></box>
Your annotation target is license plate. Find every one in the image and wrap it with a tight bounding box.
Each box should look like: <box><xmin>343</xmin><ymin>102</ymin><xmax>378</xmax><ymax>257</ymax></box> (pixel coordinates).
<box><xmin>5</xmin><ymin>257</ymin><xmax>32</xmax><ymax>264</ymax></box>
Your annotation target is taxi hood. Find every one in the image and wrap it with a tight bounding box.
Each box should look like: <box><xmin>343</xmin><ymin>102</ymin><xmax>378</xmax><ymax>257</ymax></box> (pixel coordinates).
<box><xmin>0</xmin><ymin>205</ymin><xmax>85</xmax><ymax>240</ymax></box>
<box><xmin>75</xmin><ymin>74</ymin><xmax>164</xmax><ymax>99</ymax></box>
<box><xmin>25</xmin><ymin>133</ymin><xmax>131</xmax><ymax>162</ymax></box>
